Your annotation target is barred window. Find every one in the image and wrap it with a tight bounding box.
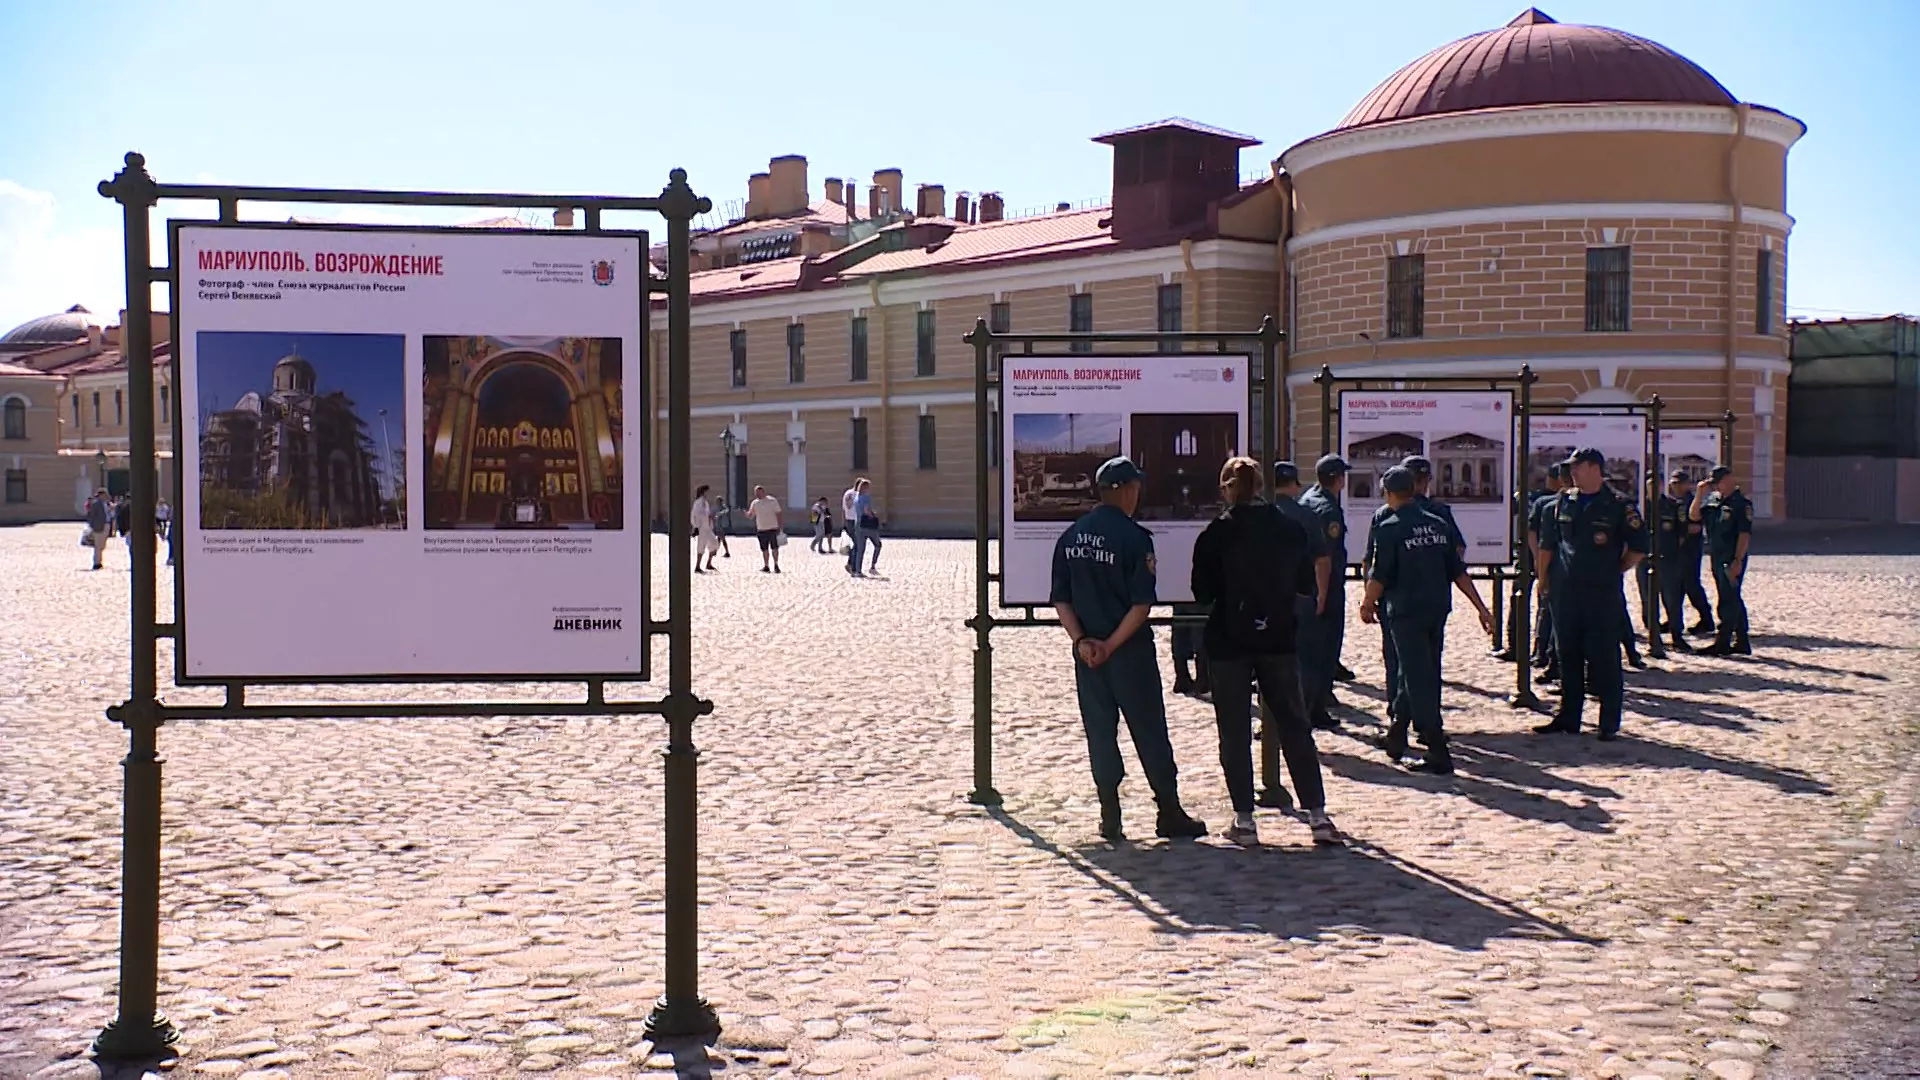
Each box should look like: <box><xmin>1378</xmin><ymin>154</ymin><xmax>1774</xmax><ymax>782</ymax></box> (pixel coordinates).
<box><xmin>917</xmin><ymin>414</ymin><xmax>937</xmax><ymax>469</ymax></box>
<box><xmin>851</xmin><ymin>417</ymin><xmax>869</xmax><ymax>470</ymax></box>
<box><xmin>786</xmin><ymin>321</ymin><xmax>805</xmax><ymax>384</ymax></box>
<box><xmin>1585</xmin><ymin>246</ymin><xmax>1632</xmax><ymax>332</ymax></box>
<box><xmin>850</xmin><ymin>316</ymin><xmax>869</xmax><ymax>382</ymax></box>
<box><xmin>729</xmin><ymin>329</ymin><xmax>747</xmax><ymax>388</ymax></box>
<box><xmin>915</xmin><ymin>309</ymin><xmax>936</xmax><ymax>376</ymax></box>
<box><xmin>1755</xmin><ymin>249</ymin><xmax>1774</xmax><ymax>335</ymax></box>
<box><xmin>1069</xmin><ymin>293</ymin><xmax>1092</xmax><ymax>354</ymax></box>
<box><xmin>1157</xmin><ymin>284</ymin><xmax>1182</xmax><ymax>352</ymax></box>
<box><xmin>1386</xmin><ymin>254</ymin><xmax>1425</xmax><ymax>339</ymax></box>
<box><xmin>2</xmin><ymin>398</ymin><xmax>24</xmax><ymax>440</ymax></box>
<box><xmin>4</xmin><ymin>469</ymin><xmax>25</xmax><ymax>503</ymax></box>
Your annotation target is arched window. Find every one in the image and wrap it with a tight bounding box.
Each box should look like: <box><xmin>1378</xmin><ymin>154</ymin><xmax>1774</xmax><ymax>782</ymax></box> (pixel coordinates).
<box><xmin>2</xmin><ymin>397</ymin><xmax>25</xmax><ymax>441</ymax></box>
<box><xmin>1174</xmin><ymin>429</ymin><xmax>1197</xmax><ymax>457</ymax></box>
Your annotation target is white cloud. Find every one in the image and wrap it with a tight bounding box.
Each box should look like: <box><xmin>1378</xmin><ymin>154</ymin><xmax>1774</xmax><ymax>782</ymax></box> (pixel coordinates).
<box><xmin>0</xmin><ymin>180</ymin><xmax>126</xmax><ymax>334</ymax></box>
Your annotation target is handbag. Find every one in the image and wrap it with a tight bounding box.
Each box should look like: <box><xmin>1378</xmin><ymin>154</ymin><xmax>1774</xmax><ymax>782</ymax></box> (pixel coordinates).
<box><xmin>775</xmin><ymin>530</ymin><xmax>788</xmax><ymax>547</ymax></box>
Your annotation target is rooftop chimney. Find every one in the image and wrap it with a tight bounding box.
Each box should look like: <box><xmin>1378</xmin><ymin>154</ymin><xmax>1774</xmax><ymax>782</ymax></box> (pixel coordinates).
<box><xmin>842</xmin><ymin>179</ymin><xmax>857</xmax><ymax>216</ymax></box>
<box><xmin>824</xmin><ymin>177</ymin><xmax>844</xmax><ymax>206</ymax></box>
<box><xmin>768</xmin><ymin>155</ymin><xmax>809</xmax><ymax>216</ymax></box>
<box><xmin>953</xmin><ymin>192</ymin><xmax>972</xmax><ymax>224</ymax></box>
<box><xmin>1093</xmin><ymin>118</ymin><xmax>1260</xmax><ymax>241</ymax></box>
<box><xmin>1056</xmin><ymin>201</ymin><xmax>1072</xmax><ymax>212</ymax></box>
<box><xmin>873</xmin><ymin>169</ymin><xmax>903</xmax><ymax>218</ymax></box>
<box><xmin>746</xmin><ymin>172</ymin><xmax>771</xmax><ymax>219</ymax></box>
<box><xmin>553</xmin><ymin>207</ymin><xmax>575</xmax><ymax>229</ymax></box>
<box><xmin>918</xmin><ymin>184</ymin><xmax>946</xmax><ymax>219</ymax></box>
<box><xmin>979</xmin><ymin>193</ymin><xmax>1005</xmax><ymax>223</ymax></box>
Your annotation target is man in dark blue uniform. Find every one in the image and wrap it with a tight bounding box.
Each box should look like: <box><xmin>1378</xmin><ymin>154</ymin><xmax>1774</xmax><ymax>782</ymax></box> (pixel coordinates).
<box><xmin>1360</xmin><ymin>467</ymin><xmax>1496</xmax><ymax>774</ymax></box>
<box><xmin>1272</xmin><ymin>460</ymin><xmax>1335</xmax><ymax>726</ymax></box>
<box><xmin>1677</xmin><ymin>475</ymin><xmax>1715</xmax><ymax>638</ymax></box>
<box><xmin>1051</xmin><ymin>457</ymin><xmax>1208</xmax><ymax>842</ymax></box>
<box><xmin>1365</xmin><ymin>454</ymin><xmax>1464</xmax><ymax>733</ymax></box>
<box><xmin>1534</xmin><ymin>447</ymin><xmax>1647</xmax><ymax>740</ymax></box>
<box><xmin>1527</xmin><ymin>463</ymin><xmax>1567</xmax><ymax>681</ymax></box>
<box><xmin>1298</xmin><ymin>455</ymin><xmax>1351</xmax><ymax>727</ymax></box>
<box><xmin>1694</xmin><ymin>465</ymin><xmax>1753</xmax><ymax>656</ymax></box>
<box><xmin>1649</xmin><ymin>471</ymin><xmax>1695</xmax><ymax>653</ymax></box>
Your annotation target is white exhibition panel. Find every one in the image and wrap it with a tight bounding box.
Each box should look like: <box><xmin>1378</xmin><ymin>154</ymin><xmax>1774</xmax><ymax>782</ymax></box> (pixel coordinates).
<box><xmin>176</xmin><ymin>225</ymin><xmax>646</xmax><ymax>679</ymax></box>
<box><xmin>1660</xmin><ymin>427</ymin><xmax>1725</xmax><ymax>482</ymax></box>
<box><xmin>1000</xmin><ymin>355</ymin><xmax>1251</xmax><ymax>606</ymax></box>
<box><xmin>1528</xmin><ymin>412</ymin><xmax>1647</xmax><ymax>498</ymax></box>
<box><xmin>1340</xmin><ymin>389</ymin><xmax>1515</xmax><ymax>566</ymax></box>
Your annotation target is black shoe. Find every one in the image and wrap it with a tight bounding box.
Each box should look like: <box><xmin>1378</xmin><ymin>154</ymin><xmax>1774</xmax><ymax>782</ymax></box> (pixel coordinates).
<box><xmin>1172</xmin><ymin>673</ymin><xmax>1194</xmax><ymax>696</ymax></box>
<box><xmin>1597</xmin><ymin>729</ymin><xmax>1620</xmax><ymax>742</ymax></box>
<box><xmin>1702</xmin><ymin>641</ymin><xmax>1733</xmax><ymax>657</ymax></box>
<box><xmin>1532</xmin><ymin>719</ymin><xmax>1577</xmax><ymax>735</ymax></box>
<box><xmin>1730</xmin><ymin>641</ymin><xmax>1751</xmax><ymax>656</ymax></box>
<box><xmin>1155</xmin><ymin>808</ymin><xmax>1207</xmax><ymax>839</ymax></box>
<box><xmin>1687</xmin><ymin>620</ymin><xmax>1714</xmax><ymax>637</ymax></box>
<box><xmin>1333</xmin><ymin>664</ymin><xmax>1357</xmax><ymax>683</ymax></box>
<box><xmin>1378</xmin><ymin>735</ymin><xmax>1409</xmax><ymax>761</ymax></box>
<box><xmin>1310</xmin><ymin>712</ymin><xmax>1340</xmax><ymax>731</ymax></box>
<box><xmin>1406</xmin><ymin>757</ymin><xmax>1454</xmax><ymax>776</ymax></box>
<box><xmin>1491</xmin><ymin>648</ymin><xmax>1514</xmax><ymax>662</ymax></box>
<box><xmin>1626</xmin><ymin>653</ymin><xmax>1648</xmax><ymax>670</ymax></box>
<box><xmin>1669</xmin><ymin>636</ymin><xmax>1693</xmax><ymax>653</ymax></box>
<box><xmin>1098</xmin><ymin>792</ymin><xmax>1124</xmax><ymax>842</ymax></box>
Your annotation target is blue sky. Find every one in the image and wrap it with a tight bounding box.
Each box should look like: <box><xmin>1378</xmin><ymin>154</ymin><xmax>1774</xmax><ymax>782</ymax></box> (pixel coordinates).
<box><xmin>2</xmin><ymin>0</ymin><xmax>1913</xmax><ymax>332</ymax></box>
<box><xmin>197</xmin><ymin>331</ymin><xmax>405</xmax><ymax>493</ymax></box>
<box><xmin>1014</xmin><ymin>413</ymin><xmax>1125</xmax><ymax>453</ymax></box>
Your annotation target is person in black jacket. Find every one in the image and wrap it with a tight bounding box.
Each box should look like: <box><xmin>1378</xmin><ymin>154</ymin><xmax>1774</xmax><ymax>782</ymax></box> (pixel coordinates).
<box><xmin>1192</xmin><ymin>457</ymin><xmax>1343</xmax><ymax>847</ymax></box>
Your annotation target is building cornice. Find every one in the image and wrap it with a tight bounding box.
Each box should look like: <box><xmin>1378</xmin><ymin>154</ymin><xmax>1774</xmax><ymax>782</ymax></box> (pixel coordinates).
<box><xmin>1283</xmin><ymin>352</ymin><xmax>1790</xmax><ymax>387</ymax></box>
<box><xmin>685</xmin><ymin>240</ymin><xmax>1275</xmax><ymax>327</ymax></box>
<box><xmin>1288</xmin><ymin>202</ymin><xmax>1794</xmax><ymax>253</ymax></box>
<box><xmin>1281</xmin><ymin>103</ymin><xmax>1807</xmax><ymax>175</ymax></box>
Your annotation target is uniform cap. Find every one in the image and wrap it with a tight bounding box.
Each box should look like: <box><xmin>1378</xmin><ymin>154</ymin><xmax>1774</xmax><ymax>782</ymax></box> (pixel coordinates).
<box><xmin>1272</xmin><ymin>460</ymin><xmax>1301</xmax><ymax>485</ymax></box>
<box><xmin>1546</xmin><ymin>462</ymin><xmax>1565</xmax><ymax>480</ymax></box>
<box><xmin>1668</xmin><ymin>468</ymin><xmax>1690</xmax><ymax>482</ymax></box>
<box><xmin>1708</xmin><ymin>465</ymin><xmax>1733</xmax><ymax>482</ymax></box>
<box><xmin>1400</xmin><ymin>455</ymin><xmax>1433</xmax><ymax>476</ymax></box>
<box><xmin>1381</xmin><ymin>466</ymin><xmax>1417</xmax><ymax>495</ymax></box>
<box><xmin>1095</xmin><ymin>456</ymin><xmax>1145</xmax><ymax>488</ymax></box>
<box><xmin>1315</xmin><ymin>454</ymin><xmax>1351</xmax><ymax>479</ymax></box>
<box><xmin>1562</xmin><ymin>446</ymin><xmax>1606</xmax><ymax>468</ymax></box>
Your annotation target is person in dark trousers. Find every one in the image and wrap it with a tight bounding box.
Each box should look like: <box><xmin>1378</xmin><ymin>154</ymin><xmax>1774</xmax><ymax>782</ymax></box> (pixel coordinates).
<box><xmin>1535</xmin><ymin>448</ymin><xmax>1646</xmax><ymax>740</ymax></box>
<box><xmin>1677</xmin><ymin>478</ymin><xmax>1715</xmax><ymax>637</ymax></box>
<box><xmin>1270</xmin><ymin>461</ymin><xmax>1335</xmax><ymax>727</ymax></box>
<box><xmin>1297</xmin><ymin>455</ymin><xmax>1351</xmax><ymax>726</ymax></box>
<box><xmin>1694</xmin><ymin>465</ymin><xmax>1753</xmax><ymax>655</ymax></box>
<box><xmin>1650</xmin><ymin>472</ymin><xmax>1696</xmax><ymax>653</ymax></box>
<box><xmin>1527</xmin><ymin>464</ymin><xmax>1568</xmax><ymax>681</ymax></box>
<box><xmin>1170</xmin><ymin>604</ymin><xmax>1210</xmax><ymax>698</ymax></box>
<box><xmin>1360</xmin><ymin>467</ymin><xmax>1495</xmax><ymax>774</ymax></box>
<box><xmin>1365</xmin><ymin>454</ymin><xmax>1464</xmax><ymax>734</ymax></box>
<box><xmin>1051</xmin><ymin>456</ymin><xmax>1207</xmax><ymax>843</ymax></box>
<box><xmin>1192</xmin><ymin>457</ymin><xmax>1343</xmax><ymax>846</ymax></box>
<box><xmin>1614</xmin><ymin>478</ymin><xmax>1648</xmax><ymax>671</ymax></box>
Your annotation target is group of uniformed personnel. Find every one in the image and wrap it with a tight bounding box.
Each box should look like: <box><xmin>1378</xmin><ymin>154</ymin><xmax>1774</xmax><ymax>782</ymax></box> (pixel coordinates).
<box><xmin>1047</xmin><ymin>444</ymin><xmax>1758</xmax><ymax>841</ymax></box>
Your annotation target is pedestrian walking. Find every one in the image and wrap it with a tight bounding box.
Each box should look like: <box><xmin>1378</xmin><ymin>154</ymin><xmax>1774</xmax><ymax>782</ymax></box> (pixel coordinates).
<box><xmin>1677</xmin><ymin>482</ymin><xmax>1715</xmax><ymax>637</ymax></box>
<box><xmin>1527</xmin><ymin>464</ymin><xmax>1567</xmax><ymax>681</ymax></box>
<box><xmin>155</xmin><ymin>497</ymin><xmax>172</xmax><ymax>539</ymax></box>
<box><xmin>1051</xmin><ymin>456</ymin><xmax>1207</xmax><ymax>843</ymax></box>
<box><xmin>712</xmin><ymin>497</ymin><xmax>733</xmax><ymax>558</ymax></box>
<box><xmin>82</xmin><ymin>489</ymin><xmax>112</xmax><ymax>570</ymax></box>
<box><xmin>857</xmin><ymin>483</ymin><xmax>883</xmax><ymax>575</ymax></box>
<box><xmin>1534</xmin><ymin>448</ymin><xmax>1646</xmax><ymax>741</ymax></box>
<box><xmin>809</xmin><ymin>496</ymin><xmax>832</xmax><ymax>553</ymax></box>
<box><xmin>692</xmin><ymin>485</ymin><xmax>720</xmax><ymax>572</ymax></box>
<box><xmin>1274</xmin><ymin>459</ymin><xmax>1338</xmax><ymax>729</ymax></box>
<box><xmin>1298</xmin><ymin>455</ymin><xmax>1352</xmax><ymax>725</ymax></box>
<box><xmin>1695</xmin><ymin>466</ymin><xmax>1753</xmax><ymax>656</ymax></box>
<box><xmin>113</xmin><ymin>495</ymin><xmax>133</xmax><ymax>554</ymax></box>
<box><xmin>745</xmin><ymin>486</ymin><xmax>784</xmax><ymax>573</ymax></box>
<box><xmin>1365</xmin><ymin>454</ymin><xmax>1464</xmax><ymax>733</ymax></box>
<box><xmin>1192</xmin><ymin>456</ymin><xmax>1342</xmax><ymax>845</ymax></box>
<box><xmin>1649</xmin><ymin>472</ymin><xmax>1695</xmax><ymax>653</ymax></box>
<box><xmin>845</xmin><ymin>479</ymin><xmax>882</xmax><ymax>576</ymax></box>
<box><xmin>1360</xmin><ymin>467</ymin><xmax>1495</xmax><ymax>774</ymax></box>
<box><xmin>841</xmin><ymin>482</ymin><xmax>859</xmax><ymax>554</ymax></box>
<box><xmin>1169</xmin><ymin>603</ymin><xmax>1210</xmax><ymax>698</ymax></box>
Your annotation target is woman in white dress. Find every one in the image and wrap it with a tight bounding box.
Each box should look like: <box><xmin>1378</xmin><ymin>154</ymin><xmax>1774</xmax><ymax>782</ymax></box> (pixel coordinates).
<box><xmin>692</xmin><ymin>485</ymin><xmax>720</xmax><ymax>572</ymax></box>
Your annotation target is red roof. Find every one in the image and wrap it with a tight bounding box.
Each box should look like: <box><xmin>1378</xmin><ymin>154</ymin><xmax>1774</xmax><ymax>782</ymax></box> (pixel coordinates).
<box><xmin>41</xmin><ymin>342</ymin><xmax>172</xmax><ymax>377</ymax></box>
<box><xmin>1093</xmin><ymin>117</ymin><xmax>1261</xmax><ymax>148</ymax></box>
<box><xmin>700</xmin><ymin>198</ymin><xmax>869</xmax><ymax>243</ymax></box>
<box><xmin>0</xmin><ymin>360</ymin><xmax>60</xmax><ymax>379</ymax></box>
<box><xmin>836</xmin><ymin>208</ymin><xmax>1115</xmax><ymax>280</ymax></box>
<box><xmin>1338</xmin><ymin>8</ymin><xmax>1736</xmax><ymax>130</ymax></box>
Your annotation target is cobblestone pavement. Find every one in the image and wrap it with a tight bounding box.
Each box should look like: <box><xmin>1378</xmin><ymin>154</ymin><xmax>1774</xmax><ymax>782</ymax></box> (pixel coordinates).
<box><xmin>2</xmin><ymin>524</ymin><xmax>1917</xmax><ymax>1080</ymax></box>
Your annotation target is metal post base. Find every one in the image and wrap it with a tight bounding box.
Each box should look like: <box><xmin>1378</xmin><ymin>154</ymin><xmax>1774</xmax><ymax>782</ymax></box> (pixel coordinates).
<box><xmin>968</xmin><ymin>787</ymin><xmax>1003</xmax><ymax>807</ymax></box>
<box><xmin>644</xmin><ymin>995</ymin><xmax>720</xmax><ymax>1043</ymax></box>
<box><xmin>1507</xmin><ymin>691</ymin><xmax>1546</xmax><ymax>712</ymax></box>
<box><xmin>1255</xmin><ymin>787</ymin><xmax>1293</xmax><ymax>809</ymax></box>
<box><xmin>92</xmin><ymin>1014</ymin><xmax>179</xmax><ymax>1061</ymax></box>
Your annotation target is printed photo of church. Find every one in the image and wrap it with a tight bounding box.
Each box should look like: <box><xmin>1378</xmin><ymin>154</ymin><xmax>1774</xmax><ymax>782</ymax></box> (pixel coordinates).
<box><xmin>1129</xmin><ymin>412</ymin><xmax>1238</xmax><ymax>522</ymax></box>
<box><xmin>1345</xmin><ymin>431</ymin><xmax>1425</xmax><ymax>502</ymax></box>
<box><xmin>422</xmin><ymin>335</ymin><xmax>626</xmax><ymax>530</ymax></box>
<box><xmin>196</xmin><ymin>332</ymin><xmax>404</xmax><ymax>530</ymax></box>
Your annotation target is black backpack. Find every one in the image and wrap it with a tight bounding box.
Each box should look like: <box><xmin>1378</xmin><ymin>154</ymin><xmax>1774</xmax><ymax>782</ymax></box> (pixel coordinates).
<box><xmin>1215</xmin><ymin>505</ymin><xmax>1303</xmax><ymax>653</ymax></box>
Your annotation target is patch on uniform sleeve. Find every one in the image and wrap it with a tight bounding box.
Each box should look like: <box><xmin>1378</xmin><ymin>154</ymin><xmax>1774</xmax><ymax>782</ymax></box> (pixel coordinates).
<box><xmin>1593</xmin><ymin>530</ymin><xmax>1609</xmax><ymax>547</ymax></box>
<box><xmin>1741</xmin><ymin>504</ymin><xmax>1752</xmax><ymax>522</ymax></box>
<box><xmin>1145</xmin><ymin>553</ymin><xmax>1157</xmax><ymax>577</ymax></box>
<box><xmin>1328</xmin><ymin>522</ymin><xmax>1342</xmax><ymax>538</ymax></box>
<box><xmin>1624</xmin><ymin>508</ymin><xmax>1642</xmax><ymax>531</ymax></box>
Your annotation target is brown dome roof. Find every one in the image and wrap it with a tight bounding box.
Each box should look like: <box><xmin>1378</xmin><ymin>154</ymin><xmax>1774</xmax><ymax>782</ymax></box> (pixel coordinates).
<box><xmin>1338</xmin><ymin>8</ymin><xmax>1736</xmax><ymax>130</ymax></box>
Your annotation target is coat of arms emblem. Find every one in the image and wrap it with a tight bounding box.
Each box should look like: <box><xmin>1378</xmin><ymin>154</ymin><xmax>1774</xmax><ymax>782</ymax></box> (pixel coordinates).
<box><xmin>591</xmin><ymin>260</ymin><xmax>615</xmax><ymax>287</ymax></box>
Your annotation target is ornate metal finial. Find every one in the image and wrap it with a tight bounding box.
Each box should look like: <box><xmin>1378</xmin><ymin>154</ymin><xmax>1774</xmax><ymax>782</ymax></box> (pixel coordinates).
<box><xmin>659</xmin><ymin>169</ymin><xmax>712</xmax><ymax>221</ymax></box>
<box><xmin>99</xmin><ymin>152</ymin><xmax>158</xmax><ymax>207</ymax></box>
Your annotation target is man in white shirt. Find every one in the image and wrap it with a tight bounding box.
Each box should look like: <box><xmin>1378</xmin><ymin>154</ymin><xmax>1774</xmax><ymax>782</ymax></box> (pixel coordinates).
<box><xmin>692</xmin><ymin>485</ymin><xmax>719</xmax><ymax>572</ymax></box>
<box><xmin>746</xmin><ymin>485</ymin><xmax>784</xmax><ymax>573</ymax></box>
<box><xmin>841</xmin><ymin>482</ymin><xmax>860</xmax><ymax>554</ymax></box>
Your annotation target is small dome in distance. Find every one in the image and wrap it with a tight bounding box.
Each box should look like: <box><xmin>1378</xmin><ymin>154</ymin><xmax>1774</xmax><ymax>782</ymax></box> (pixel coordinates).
<box><xmin>1</xmin><ymin>304</ymin><xmax>95</xmax><ymax>348</ymax></box>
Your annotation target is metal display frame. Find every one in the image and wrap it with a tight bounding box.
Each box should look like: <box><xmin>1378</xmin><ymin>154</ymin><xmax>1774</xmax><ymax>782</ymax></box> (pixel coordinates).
<box><xmin>1312</xmin><ymin>365</ymin><xmax>1545</xmax><ymax>710</ymax></box>
<box><xmin>92</xmin><ymin>153</ymin><xmax>722</xmax><ymax>1061</ymax></box>
<box><xmin>961</xmin><ymin>317</ymin><xmax>1284</xmax><ymax>808</ymax></box>
<box><xmin>165</xmin><ymin>218</ymin><xmax>656</xmax><ymax>686</ymax></box>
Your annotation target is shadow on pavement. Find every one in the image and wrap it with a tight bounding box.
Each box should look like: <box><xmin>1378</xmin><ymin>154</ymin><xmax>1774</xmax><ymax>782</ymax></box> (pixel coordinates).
<box><xmin>1319</xmin><ymin>747</ymin><xmax>1616</xmax><ymax>834</ymax></box>
<box><xmin>1623</xmin><ymin>688</ymin><xmax>1765</xmax><ymax>732</ymax></box>
<box><xmin>1750</xmin><ymin>632</ymin><xmax>1901</xmax><ymax>653</ymax></box>
<box><xmin>1456</xmin><ymin>731</ymin><xmax>1831</xmax><ymax>797</ymax></box>
<box><xmin>988</xmin><ymin>808</ymin><xmax>1599</xmax><ymax>951</ymax></box>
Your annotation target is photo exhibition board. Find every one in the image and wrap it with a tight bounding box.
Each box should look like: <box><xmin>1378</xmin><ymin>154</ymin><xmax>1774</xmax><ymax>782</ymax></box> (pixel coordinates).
<box><xmin>174</xmin><ymin>224</ymin><xmax>646</xmax><ymax>680</ymax></box>
<box><xmin>999</xmin><ymin>354</ymin><xmax>1250</xmax><ymax>606</ymax></box>
<box><xmin>1527</xmin><ymin>412</ymin><xmax>1648</xmax><ymax>501</ymax></box>
<box><xmin>1338</xmin><ymin>389</ymin><xmax>1516</xmax><ymax>567</ymax></box>
<box><xmin>1659</xmin><ymin>427</ymin><xmax>1725</xmax><ymax>484</ymax></box>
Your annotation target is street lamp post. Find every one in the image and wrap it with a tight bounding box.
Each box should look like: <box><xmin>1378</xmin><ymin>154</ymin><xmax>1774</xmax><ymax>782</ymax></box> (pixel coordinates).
<box><xmin>718</xmin><ymin>428</ymin><xmax>737</xmax><ymax>532</ymax></box>
<box><xmin>377</xmin><ymin>408</ymin><xmax>395</xmax><ymax>524</ymax></box>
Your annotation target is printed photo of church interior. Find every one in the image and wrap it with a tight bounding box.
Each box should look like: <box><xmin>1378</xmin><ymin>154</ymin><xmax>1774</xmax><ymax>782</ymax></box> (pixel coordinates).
<box><xmin>421</xmin><ymin>335</ymin><xmax>626</xmax><ymax>530</ymax></box>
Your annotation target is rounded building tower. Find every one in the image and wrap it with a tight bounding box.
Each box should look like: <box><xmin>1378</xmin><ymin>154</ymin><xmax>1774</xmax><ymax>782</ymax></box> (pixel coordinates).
<box><xmin>1281</xmin><ymin>8</ymin><xmax>1803</xmax><ymax>515</ymax></box>
<box><xmin>272</xmin><ymin>352</ymin><xmax>316</xmax><ymax>395</ymax></box>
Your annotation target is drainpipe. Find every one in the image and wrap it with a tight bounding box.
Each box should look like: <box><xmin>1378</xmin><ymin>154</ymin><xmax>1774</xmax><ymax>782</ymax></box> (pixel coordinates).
<box><xmin>870</xmin><ymin>279</ymin><xmax>891</xmax><ymax>519</ymax></box>
<box><xmin>1180</xmin><ymin>238</ymin><xmax>1202</xmax><ymax>335</ymax></box>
